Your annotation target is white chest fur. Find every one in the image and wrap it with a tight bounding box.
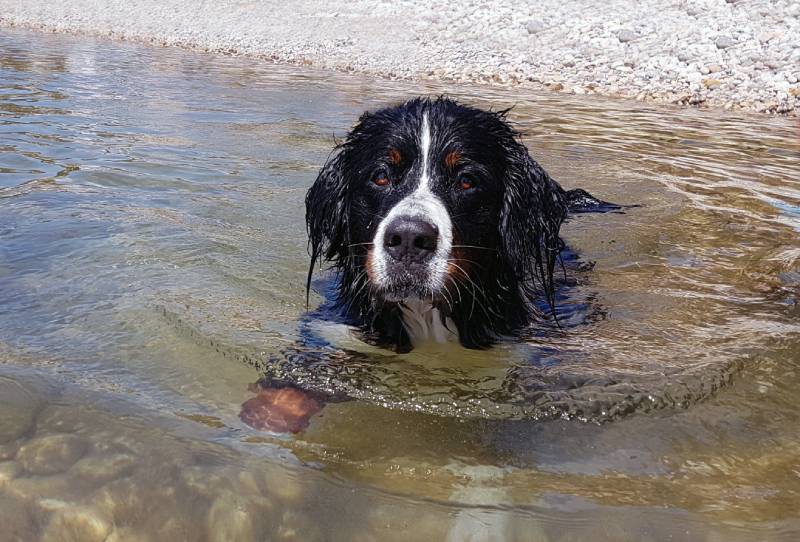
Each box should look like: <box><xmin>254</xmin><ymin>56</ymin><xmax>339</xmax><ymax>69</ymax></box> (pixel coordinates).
<box><xmin>398</xmin><ymin>298</ymin><xmax>458</xmax><ymax>345</ymax></box>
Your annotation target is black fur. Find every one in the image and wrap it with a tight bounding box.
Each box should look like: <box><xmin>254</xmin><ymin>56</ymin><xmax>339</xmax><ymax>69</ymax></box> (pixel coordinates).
<box><xmin>306</xmin><ymin>97</ymin><xmax>612</xmax><ymax>351</ymax></box>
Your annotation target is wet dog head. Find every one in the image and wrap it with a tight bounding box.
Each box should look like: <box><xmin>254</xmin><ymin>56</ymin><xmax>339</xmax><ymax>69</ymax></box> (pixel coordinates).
<box><xmin>306</xmin><ymin>97</ymin><xmax>567</xmax><ymax>349</ymax></box>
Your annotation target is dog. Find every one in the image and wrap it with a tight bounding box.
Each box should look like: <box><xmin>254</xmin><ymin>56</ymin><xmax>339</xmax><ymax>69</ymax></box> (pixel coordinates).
<box><xmin>240</xmin><ymin>97</ymin><xmax>616</xmax><ymax>432</ymax></box>
<box><xmin>305</xmin><ymin>96</ymin><xmax>614</xmax><ymax>351</ymax></box>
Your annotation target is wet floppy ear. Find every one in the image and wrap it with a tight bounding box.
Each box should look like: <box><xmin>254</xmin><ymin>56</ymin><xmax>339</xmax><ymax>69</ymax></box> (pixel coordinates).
<box><xmin>499</xmin><ymin>146</ymin><xmax>567</xmax><ymax>313</ymax></box>
<box><xmin>305</xmin><ymin>151</ymin><xmax>349</xmax><ymax>303</ymax></box>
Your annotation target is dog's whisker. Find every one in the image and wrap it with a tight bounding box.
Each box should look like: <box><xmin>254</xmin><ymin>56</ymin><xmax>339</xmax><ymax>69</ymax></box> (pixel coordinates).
<box><xmin>447</xmin><ymin>262</ymin><xmax>495</xmax><ymax>321</ymax></box>
<box><xmin>440</xmin><ymin>283</ymin><xmax>455</xmax><ymax>312</ymax></box>
<box><xmin>447</xmin><ymin>257</ymin><xmax>488</xmax><ymax>271</ymax></box>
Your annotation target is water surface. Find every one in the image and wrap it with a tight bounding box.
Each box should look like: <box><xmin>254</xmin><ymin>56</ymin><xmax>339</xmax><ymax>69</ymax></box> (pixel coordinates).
<box><xmin>1</xmin><ymin>28</ymin><xmax>799</xmax><ymax>541</ymax></box>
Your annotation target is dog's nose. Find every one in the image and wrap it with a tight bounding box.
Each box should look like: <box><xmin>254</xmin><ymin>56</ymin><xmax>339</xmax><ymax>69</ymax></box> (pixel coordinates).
<box><xmin>383</xmin><ymin>217</ymin><xmax>438</xmax><ymax>263</ymax></box>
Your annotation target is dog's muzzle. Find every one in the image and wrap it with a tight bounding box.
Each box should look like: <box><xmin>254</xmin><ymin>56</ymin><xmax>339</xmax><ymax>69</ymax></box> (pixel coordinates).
<box><xmin>370</xmin><ymin>183</ymin><xmax>453</xmax><ymax>299</ymax></box>
<box><xmin>383</xmin><ymin>217</ymin><xmax>439</xmax><ymax>265</ymax></box>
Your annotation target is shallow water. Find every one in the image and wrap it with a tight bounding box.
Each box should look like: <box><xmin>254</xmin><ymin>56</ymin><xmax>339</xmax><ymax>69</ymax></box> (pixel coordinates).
<box><xmin>1</xmin><ymin>28</ymin><xmax>799</xmax><ymax>541</ymax></box>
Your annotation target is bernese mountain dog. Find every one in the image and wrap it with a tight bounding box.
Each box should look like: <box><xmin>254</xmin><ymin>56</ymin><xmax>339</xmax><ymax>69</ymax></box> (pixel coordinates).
<box><xmin>240</xmin><ymin>97</ymin><xmax>616</xmax><ymax>432</ymax></box>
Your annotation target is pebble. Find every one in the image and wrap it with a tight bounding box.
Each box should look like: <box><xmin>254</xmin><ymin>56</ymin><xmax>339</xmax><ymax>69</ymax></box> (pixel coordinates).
<box><xmin>525</xmin><ymin>20</ymin><xmax>545</xmax><ymax>34</ymax></box>
<box><xmin>617</xmin><ymin>29</ymin><xmax>639</xmax><ymax>43</ymax></box>
<box><xmin>688</xmin><ymin>92</ymin><xmax>706</xmax><ymax>105</ymax></box>
<box><xmin>759</xmin><ymin>31</ymin><xmax>782</xmax><ymax>43</ymax></box>
<box><xmin>715</xmin><ymin>36</ymin><xmax>736</xmax><ymax>49</ymax></box>
<box><xmin>17</xmin><ymin>434</ymin><xmax>87</xmax><ymax>475</ymax></box>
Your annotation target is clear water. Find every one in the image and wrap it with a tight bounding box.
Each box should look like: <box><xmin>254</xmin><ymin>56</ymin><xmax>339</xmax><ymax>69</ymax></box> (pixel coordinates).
<box><xmin>1</xmin><ymin>28</ymin><xmax>799</xmax><ymax>541</ymax></box>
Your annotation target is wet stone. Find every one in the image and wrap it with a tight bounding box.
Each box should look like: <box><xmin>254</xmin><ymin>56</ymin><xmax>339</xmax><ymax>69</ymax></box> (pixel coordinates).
<box><xmin>0</xmin><ymin>492</ymin><xmax>37</xmax><ymax>541</ymax></box>
<box><xmin>36</xmin><ymin>406</ymin><xmax>88</xmax><ymax>434</ymax></box>
<box><xmin>182</xmin><ymin>465</ymin><xmax>231</xmax><ymax>497</ymax></box>
<box><xmin>106</xmin><ymin>527</ymin><xmax>152</xmax><ymax>542</ymax></box>
<box><xmin>92</xmin><ymin>478</ymin><xmax>145</xmax><ymax>521</ymax></box>
<box><xmin>207</xmin><ymin>491</ymin><xmax>265</xmax><ymax>542</ymax></box>
<box><xmin>263</xmin><ymin>465</ymin><xmax>304</xmax><ymax>503</ymax></box>
<box><xmin>274</xmin><ymin>509</ymin><xmax>321</xmax><ymax>542</ymax></box>
<box><xmin>8</xmin><ymin>474</ymin><xmax>72</xmax><ymax>501</ymax></box>
<box><xmin>18</xmin><ymin>434</ymin><xmax>88</xmax><ymax>475</ymax></box>
<box><xmin>72</xmin><ymin>453</ymin><xmax>137</xmax><ymax>484</ymax></box>
<box><xmin>42</xmin><ymin>505</ymin><xmax>112</xmax><ymax>542</ymax></box>
<box><xmin>0</xmin><ymin>378</ymin><xmax>40</xmax><ymax>444</ymax></box>
<box><xmin>0</xmin><ymin>442</ymin><xmax>18</xmax><ymax>461</ymax></box>
<box><xmin>0</xmin><ymin>460</ymin><xmax>21</xmax><ymax>486</ymax></box>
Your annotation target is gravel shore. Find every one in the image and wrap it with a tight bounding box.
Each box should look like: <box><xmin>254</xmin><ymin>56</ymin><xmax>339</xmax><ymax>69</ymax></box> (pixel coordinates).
<box><xmin>1</xmin><ymin>0</ymin><xmax>799</xmax><ymax>115</ymax></box>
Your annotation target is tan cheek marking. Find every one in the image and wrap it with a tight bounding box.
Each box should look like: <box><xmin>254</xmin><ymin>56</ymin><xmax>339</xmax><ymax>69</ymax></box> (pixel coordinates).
<box><xmin>444</xmin><ymin>151</ymin><xmax>460</xmax><ymax>169</ymax></box>
<box><xmin>388</xmin><ymin>148</ymin><xmax>402</xmax><ymax>165</ymax></box>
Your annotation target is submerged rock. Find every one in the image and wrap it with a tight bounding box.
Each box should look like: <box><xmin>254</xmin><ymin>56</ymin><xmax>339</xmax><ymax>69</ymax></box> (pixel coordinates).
<box><xmin>0</xmin><ymin>378</ymin><xmax>40</xmax><ymax>444</ymax></box>
<box><xmin>0</xmin><ymin>492</ymin><xmax>37</xmax><ymax>541</ymax></box>
<box><xmin>207</xmin><ymin>491</ymin><xmax>266</xmax><ymax>542</ymax></box>
<box><xmin>17</xmin><ymin>434</ymin><xmax>88</xmax><ymax>475</ymax></box>
<box><xmin>71</xmin><ymin>453</ymin><xmax>137</xmax><ymax>484</ymax></box>
<box><xmin>106</xmin><ymin>527</ymin><xmax>151</xmax><ymax>542</ymax></box>
<box><xmin>0</xmin><ymin>460</ymin><xmax>21</xmax><ymax>487</ymax></box>
<box><xmin>42</xmin><ymin>505</ymin><xmax>112</xmax><ymax>542</ymax></box>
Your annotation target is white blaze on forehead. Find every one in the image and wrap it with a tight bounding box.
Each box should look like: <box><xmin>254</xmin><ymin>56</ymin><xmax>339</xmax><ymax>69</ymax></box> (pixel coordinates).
<box><xmin>420</xmin><ymin>110</ymin><xmax>432</xmax><ymax>185</ymax></box>
<box><xmin>371</xmin><ymin>112</ymin><xmax>454</xmax><ymax>313</ymax></box>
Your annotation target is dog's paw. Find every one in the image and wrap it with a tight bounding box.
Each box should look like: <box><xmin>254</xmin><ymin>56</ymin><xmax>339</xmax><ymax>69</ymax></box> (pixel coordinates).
<box><xmin>239</xmin><ymin>386</ymin><xmax>322</xmax><ymax>433</ymax></box>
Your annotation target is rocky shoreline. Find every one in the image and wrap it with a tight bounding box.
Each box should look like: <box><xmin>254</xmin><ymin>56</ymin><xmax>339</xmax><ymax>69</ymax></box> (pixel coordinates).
<box><xmin>1</xmin><ymin>0</ymin><xmax>799</xmax><ymax>115</ymax></box>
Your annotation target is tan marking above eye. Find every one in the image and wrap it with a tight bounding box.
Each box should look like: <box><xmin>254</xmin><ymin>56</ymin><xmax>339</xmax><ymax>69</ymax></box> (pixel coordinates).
<box><xmin>444</xmin><ymin>151</ymin><xmax>460</xmax><ymax>169</ymax></box>
<box><xmin>388</xmin><ymin>148</ymin><xmax>402</xmax><ymax>165</ymax></box>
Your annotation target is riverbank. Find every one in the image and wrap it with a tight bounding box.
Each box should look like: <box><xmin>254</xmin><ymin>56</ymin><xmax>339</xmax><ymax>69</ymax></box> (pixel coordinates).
<box><xmin>1</xmin><ymin>0</ymin><xmax>798</xmax><ymax>115</ymax></box>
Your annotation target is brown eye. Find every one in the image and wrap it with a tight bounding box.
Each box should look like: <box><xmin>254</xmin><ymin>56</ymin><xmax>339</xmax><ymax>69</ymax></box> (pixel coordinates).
<box><xmin>458</xmin><ymin>177</ymin><xmax>475</xmax><ymax>190</ymax></box>
<box><xmin>373</xmin><ymin>177</ymin><xmax>389</xmax><ymax>187</ymax></box>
